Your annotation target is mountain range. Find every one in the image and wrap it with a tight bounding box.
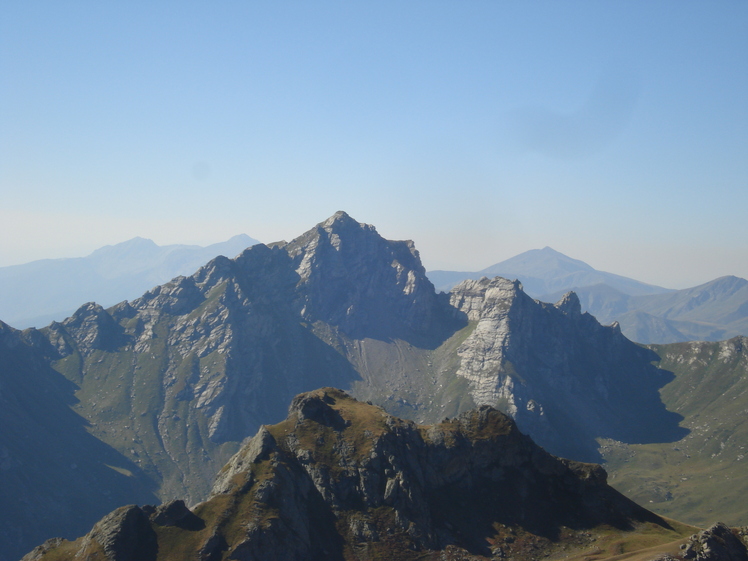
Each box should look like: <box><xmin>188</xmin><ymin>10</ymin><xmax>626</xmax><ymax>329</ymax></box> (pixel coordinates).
<box><xmin>428</xmin><ymin>247</ymin><xmax>748</xmax><ymax>344</ymax></box>
<box><xmin>3</xmin><ymin>212</ymin><xmax>748</xmax><ymax>560</ymax></box>
<box><xmin>0</xmin><ymin>234</ymin><xmax>259</xmax><ymax>329</ymax></box>
<box><xmin>5</xmin><ymin>234</ymin><xmax>747</xmax><ymax>345</ymax></box>
<box><xmin>23</xmin><ymin>388</ymin><xmax>702</xmax><ymax>561</ymax></box>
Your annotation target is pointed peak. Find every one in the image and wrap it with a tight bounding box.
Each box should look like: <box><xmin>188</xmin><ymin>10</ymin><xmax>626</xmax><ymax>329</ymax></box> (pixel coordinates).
<box><xmin>221</xmin><ymin>233</ymin><xmax>258</xmax><ymax>245</ymax></box>
<box><xmin>554</xmin><ymin>291</ymin><xmax>581</xmax><ymax>316</ymax></box>
<box><xmin>286</xmin><ymin>212</ymin><xmax>376</xmax><ymax>255</ymax></box>
<box><xmin>320</xmin><ymin>211</ymin><xmax>368</xmax><ymax>232</ymax></box>
<box><xmin>324</xmin><ymin>210</ymin><xmax>352</xmax><ymax>223</ymax></box>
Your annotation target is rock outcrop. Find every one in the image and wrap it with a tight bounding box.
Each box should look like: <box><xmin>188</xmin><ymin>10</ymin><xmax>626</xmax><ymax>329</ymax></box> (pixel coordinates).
<box><xmin>682</xmin><ymin>523</ymin><xmax>748</xmax><ymax>561</ymax></box>
<box><xmin>24</xmin><ymin>389</ymin><xmax>690</xmax><ymax>561</ymax></box>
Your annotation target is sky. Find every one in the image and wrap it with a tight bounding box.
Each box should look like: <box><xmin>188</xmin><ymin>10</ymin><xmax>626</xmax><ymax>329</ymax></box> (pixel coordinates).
<box><xmin>1</xmin><ymin>1</ymin><xmax>746</xmax><ymax>289</ymax></box>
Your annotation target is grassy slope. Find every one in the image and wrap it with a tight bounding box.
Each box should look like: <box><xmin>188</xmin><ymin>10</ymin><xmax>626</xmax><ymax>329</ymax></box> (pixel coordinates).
<box><xmin>50</xmin><ymin>282</ymin><xmax>240</xmax><ymax>504</ymax></box>
<box><xmin>602</xmin><ymin>338</ymin><xmax>748</xmax><ymax>526</ymax></box>
<box><xmin>344</xmin><ymin>321</ymin><xmax>478</xmax><ymax>423</ymax></box>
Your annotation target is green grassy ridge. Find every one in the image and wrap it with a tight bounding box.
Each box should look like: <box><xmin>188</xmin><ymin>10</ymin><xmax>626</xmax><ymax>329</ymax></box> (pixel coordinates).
<box><xmin>602</xmin><ymin>337</ymin><xmax>748</xmax><ymax>526</ymax></box>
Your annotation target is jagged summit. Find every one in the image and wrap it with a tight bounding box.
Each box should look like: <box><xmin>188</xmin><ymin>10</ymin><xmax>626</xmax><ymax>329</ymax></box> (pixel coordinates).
<box><xmin>321</xmin><ymin>209</ymin><xmax>359</xmax><ymax>227</ymax></box>
<box><xmin>554</xmin><ymin>290</ymin><xmax>582</xmax><ymax>316</ymax></box>
<box><xmin>282</xmin><ymin>211</ymin><xmax>447</xmax><ymax>342</ymax></box>
<box><xmin>25</xmin><ymin>389</ymin><xmax>692</xmax><ymax>561</ymax></box>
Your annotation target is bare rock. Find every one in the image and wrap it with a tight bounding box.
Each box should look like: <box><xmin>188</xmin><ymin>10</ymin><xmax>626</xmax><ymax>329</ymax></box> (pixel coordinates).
<box><xmin>683</xmin><ymin>523</ymin><xmax>748</xmax><ymax>561</ymax></box>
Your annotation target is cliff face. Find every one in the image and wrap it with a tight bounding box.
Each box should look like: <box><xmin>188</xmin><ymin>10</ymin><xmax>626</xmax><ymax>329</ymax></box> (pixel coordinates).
<box><xmin>25</xmin><ymin>389</ymin><xmax>688</xmax><ymax>561</ymax></box>
<box><xmin>448</xmin><ymin>277</ymin><xmax>687</xmax><ymax>461</ymax></box>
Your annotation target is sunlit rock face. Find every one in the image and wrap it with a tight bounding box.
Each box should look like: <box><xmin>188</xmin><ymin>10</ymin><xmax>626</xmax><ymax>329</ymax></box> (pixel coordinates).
<box><xmin>449</xmin><ymin>276</ymin><xmax>685</xmax><ymax>462</ymax></box>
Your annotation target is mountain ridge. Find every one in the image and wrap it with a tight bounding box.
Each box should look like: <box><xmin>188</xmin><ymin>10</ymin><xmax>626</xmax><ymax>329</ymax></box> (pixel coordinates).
<box><xmin>542</xmin><ymin>275</ymin><xmax>748</xmax><ymax>343</ymax></box>
<box><xmin>23</xmin><ymin>388</ymin><xmax>698</xmax><ymax>561</ymax></box>
<box><xmin>22</xmin><ymin>213</ymin><xmax>683</xmax><ymax>489</ymax></box>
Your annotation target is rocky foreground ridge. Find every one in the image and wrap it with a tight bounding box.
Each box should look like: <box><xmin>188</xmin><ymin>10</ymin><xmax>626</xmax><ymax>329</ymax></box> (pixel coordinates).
<box><xmin>24</xmin><ymin>388</ymin><xmax>702</xmax><ymax>561</ymax></box>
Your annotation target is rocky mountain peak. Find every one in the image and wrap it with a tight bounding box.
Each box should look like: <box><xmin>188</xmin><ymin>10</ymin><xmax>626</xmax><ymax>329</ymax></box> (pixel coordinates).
<box><xmin>320</xmin><ymin>209</ymin><xmax>362</xmax><ymax>230</ymax></box>
<box><xmin>56</xmin><ymin>302</ymin><xmax>125</xmax><ymax>355</ymax></box>
<box><xmin>282</xmin><ymin>212</ymin><xmax>450</xmax><ymax>342</ymax></box>
<box><xmin>554</xmin><ymin>291</ymin><xmax>582</xmax><ymax>316</ymax></box>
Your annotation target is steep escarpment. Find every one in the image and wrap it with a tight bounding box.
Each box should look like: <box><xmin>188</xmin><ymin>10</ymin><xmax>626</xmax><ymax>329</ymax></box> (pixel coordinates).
<box><xmin>24</xmin><ymin>389</ymin><xmax>694</xmax><ymax>561</ymax></box>
<box><xmin>447</xmin><ymin>277</ymin><xmax>686</xmax><ymax>461</ymax></box>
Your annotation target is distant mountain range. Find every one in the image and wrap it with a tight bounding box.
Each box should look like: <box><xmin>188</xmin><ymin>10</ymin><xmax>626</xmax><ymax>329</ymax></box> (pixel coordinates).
<box><xmin>428</xmin><ymin>247</ymin><xmax>748</xmax><ymax>344</ymax></box>
<box><xmin>0</xmin><ymin>234</ymin><xmax>259</xmax><ymax>328</ymax></box>
<box><xmin>542</xmin><ymin>275</ymin><xmax>748</xmax><ymax>344</ymax></box>
<box><xmin>4</xmin><ymin>238</ymin><xmax>746</xmax><ymax>344</ymax></box>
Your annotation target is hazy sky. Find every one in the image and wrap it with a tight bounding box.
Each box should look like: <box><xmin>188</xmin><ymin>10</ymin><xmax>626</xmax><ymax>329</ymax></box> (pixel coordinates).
<box><xmin>1</xmin><ymin>2</ymin><xmax>746</xmax><ymax>288</ymax></box>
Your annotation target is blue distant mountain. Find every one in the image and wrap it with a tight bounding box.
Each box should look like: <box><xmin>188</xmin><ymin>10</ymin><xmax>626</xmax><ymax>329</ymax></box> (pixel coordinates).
<box><xmin>428</xmin><ymin>247</ymin><xmax>748</xmax><ymax>343</ymax></box>
<box><xmin>542</xmin><ymin>275</ymin><xmax>748</xmax><ymax>344</ymax></box>
<box><xmin>427</xmin><ymin>246</ymin><xmax>671</xmax><ymax>297</ymax></box>
<box><xmin>0</xmin><ymin>234</ymin><xmax>260</xmax><ymax>328</ymax></box>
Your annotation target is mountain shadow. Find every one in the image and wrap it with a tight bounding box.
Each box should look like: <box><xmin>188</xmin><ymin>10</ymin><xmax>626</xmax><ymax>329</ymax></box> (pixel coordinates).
<box><xmin>0</xmin><ymin>321</ymin><xmax>159</xmax><ymax>561</ymax></box>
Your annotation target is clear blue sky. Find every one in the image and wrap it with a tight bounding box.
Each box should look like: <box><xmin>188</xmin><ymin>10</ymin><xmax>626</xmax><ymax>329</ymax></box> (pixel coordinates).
<box><xmin>1</xmin><ymin>1</ymin><xmax>746</xmax><ymax>288</ymax></box>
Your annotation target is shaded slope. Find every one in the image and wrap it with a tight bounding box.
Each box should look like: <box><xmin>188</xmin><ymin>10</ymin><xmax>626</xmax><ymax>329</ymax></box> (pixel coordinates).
<box><xmin>24</xmin><ymin>388</ymin><xmax>695</xmax><ymax>561</ymax></box>
<box><xmin>0</xmin><ymin>321</ymin><xmax>157</xmax><ymax>561</ymax></box>
<box><xmin>602</xmin><ymin>336</ymin><xmax>748</xmax><ymax>527</ymax></box>
<box><xmin>444</xmin><ymin>277</ymin><xmax>687</xmax><ymax>462</ymax></box>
